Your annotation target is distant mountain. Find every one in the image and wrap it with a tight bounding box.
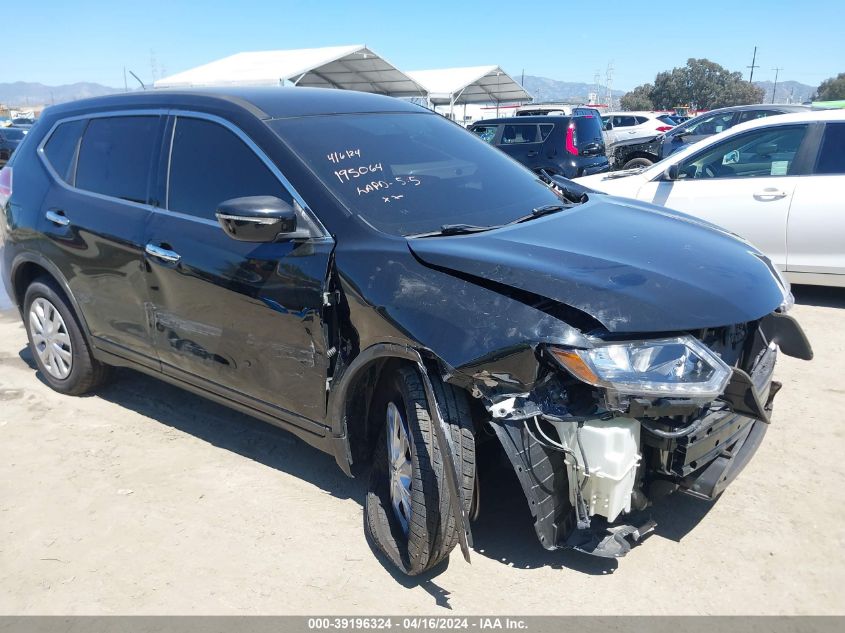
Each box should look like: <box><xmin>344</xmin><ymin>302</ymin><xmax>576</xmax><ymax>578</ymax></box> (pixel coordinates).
<box><xmin>522</xmin><ymin>75</ymin><xmax>625</xmax><ymax>104</ymax></box>
<box><xmin>0</xmin><ymin>82</ymin><xmax>121</xmax><ymax>107</ymax></box>
<box><xmin>753</xmin><ymin>80</ymin><xmax>816</xmax><ymax>104</ymax></box>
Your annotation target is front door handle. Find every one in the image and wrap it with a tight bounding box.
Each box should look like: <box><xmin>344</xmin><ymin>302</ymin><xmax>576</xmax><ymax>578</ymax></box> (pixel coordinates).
<box><xmin>145</xmin><ymin>243</ymin><xmax>181</xmax><ymax>264</ymax></box>
<box><xmin>45</xmin><ymin>210</ymin><xmax>70</xmax><ymax>226</ymax></box>
<box><xmin>753</xmin><ymin>188</ymin><xmax>788</xmax><ymax>200</ymax></box>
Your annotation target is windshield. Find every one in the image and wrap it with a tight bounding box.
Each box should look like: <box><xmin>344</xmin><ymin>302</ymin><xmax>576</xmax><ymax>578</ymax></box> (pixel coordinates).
<box><xmin>270</xmin><ymin>113</ymin><xmax>563</xmax><ymax>237</ymax></box>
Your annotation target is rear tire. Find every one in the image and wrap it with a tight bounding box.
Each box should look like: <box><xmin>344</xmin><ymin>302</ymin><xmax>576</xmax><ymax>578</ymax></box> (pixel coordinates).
<box><xmin>23</xmin><ymin>277</ymin><xmax>111</xmax><ymax>395</ymax></box>
<box><xmin>365</xmin><ymin>365</ymin><xmax>475</xmax><ymax>576</ymax></box>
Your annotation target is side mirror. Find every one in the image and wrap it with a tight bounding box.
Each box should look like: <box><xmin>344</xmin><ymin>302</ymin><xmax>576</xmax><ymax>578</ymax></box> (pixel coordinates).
<box><xmin>664</xmin><ymin>164</ymin><xmax>680</xmax><ymax>181</ymax></box>
<box><xmin>216</xmin><ymin>196</ymin><xmax>298</xmax><ymax>242</ymax></box>
<box><xmin>603</xmin><ymin>120</ymin><xmax>613</xmax><ymax>131</ymax></box>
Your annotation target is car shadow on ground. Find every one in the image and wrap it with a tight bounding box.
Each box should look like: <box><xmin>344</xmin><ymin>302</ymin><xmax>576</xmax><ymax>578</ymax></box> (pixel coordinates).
<box><xmin>16</xmin><ymin>343</ymin><xmax>715</xmax><ymax>597</ymax></box>
<box><xmin>792</xmin><ymin>284</ymin><xmax>845</xmax><ymax>309</ymax></box>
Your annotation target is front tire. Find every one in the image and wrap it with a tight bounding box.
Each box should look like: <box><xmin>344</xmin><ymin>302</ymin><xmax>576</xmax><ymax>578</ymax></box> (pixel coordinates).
<box><xmin>23</xmin><ymin>277</ymin><xmax>110</xmax><ymax>395</ymax></box>
<box><xmin>365</xmin><ymin>365</ymin><xmax>475</xmax><ymax>576</ymax></box>
<box><xmin>623</xmin><ymin>156</ymin><xmax>654</xmax><ymax>170</ymax></box>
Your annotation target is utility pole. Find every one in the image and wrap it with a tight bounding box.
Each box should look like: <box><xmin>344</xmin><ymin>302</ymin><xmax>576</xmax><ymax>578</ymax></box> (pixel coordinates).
<box><xmin>605</xmin><ymin>62</ymin><xmax>614</xmax><ymax>109</ymax></box>
<box><xmin>771</xmin><ymin>67</ymin><xmax>783</xmax><ymax>104</ymax></box>
<box><xmin>123</xmin><ymin>67</ymin><xmax>128</xmax><ymax>92</ymax></box>
<box><xmin>747</xmin><ymin>46</ymin><xmax>759</xmax><ymax>83</ymax></box>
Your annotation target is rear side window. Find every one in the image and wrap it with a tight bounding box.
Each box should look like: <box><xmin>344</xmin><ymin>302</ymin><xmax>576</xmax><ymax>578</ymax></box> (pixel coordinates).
<box><xmin>43</xmin><ymin>119</ymin><xmax>86</xmax><ymax>184</ymax></box>
<box><xmin>815</xmin><ymin>123</ymin><xmax>845</xmax><ymax>175</ymax></box>
<box><xmin>167</xmin><ymin>117</ymin><xmax>291</xmax><ymax>220</ymax></box>
<box><xmin>76</xmin><ymin>116</ymin><xmax>159</xmax><ymax>204</ymax></box>
<box><xmin>471</xmin><ymin>125</ymin><xmax>498</xmax><ymax>144</ymax></box>
<box><xmin>500</xmin><ymin>124</ymin><xmax>539</xmax><ymax>144</ymax></box>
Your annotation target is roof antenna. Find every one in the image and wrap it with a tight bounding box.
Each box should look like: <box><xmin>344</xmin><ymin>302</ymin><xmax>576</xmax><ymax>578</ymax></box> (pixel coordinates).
<box><xmin>128</xmin><ymin>70</ymin><xmax>146</xmax><ymax>90</ymax></box>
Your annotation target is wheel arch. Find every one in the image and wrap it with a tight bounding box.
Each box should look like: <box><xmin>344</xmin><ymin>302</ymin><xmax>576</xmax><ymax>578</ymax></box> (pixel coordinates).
<box><xmin>328</xmin><ymin>343</ymin><xmax>463</xmax><ymax>476</ymax></box>
<box><xmin>10</xmin><ymin>253</ymin><xmax>91</xmax><ymax>338</ymax></box>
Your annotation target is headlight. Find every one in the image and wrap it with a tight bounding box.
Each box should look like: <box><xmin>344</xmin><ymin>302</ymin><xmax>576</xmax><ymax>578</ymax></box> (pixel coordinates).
<box><xmin>549</xmin><ymin>335</ymin><xmax>732</xmax><ymax>400</ymax></box>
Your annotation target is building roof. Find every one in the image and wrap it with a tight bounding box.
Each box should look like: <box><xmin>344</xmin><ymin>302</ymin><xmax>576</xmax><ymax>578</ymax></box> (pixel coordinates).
<box><xmin>406</xmin><ymin>66</ymin><xmax>531</xmax><ymax>105</ymax></box>
<box><xmin>154</xmin><ymin>45</ymin><xmax>426</xmax><ymax>98</ymax></box>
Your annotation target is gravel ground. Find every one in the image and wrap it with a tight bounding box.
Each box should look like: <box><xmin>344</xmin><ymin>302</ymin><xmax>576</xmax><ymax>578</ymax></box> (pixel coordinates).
<box><xmin>1</xmin><ymin>283</ymin><xmax>844</xmax><ymax>614</ymax></box>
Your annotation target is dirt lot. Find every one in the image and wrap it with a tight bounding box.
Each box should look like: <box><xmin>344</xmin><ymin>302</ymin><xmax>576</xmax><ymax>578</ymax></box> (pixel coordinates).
<box><xmin>1</xmin><ymin>283</ymin><xmax>844</xmax><ymax>614</ymax></box>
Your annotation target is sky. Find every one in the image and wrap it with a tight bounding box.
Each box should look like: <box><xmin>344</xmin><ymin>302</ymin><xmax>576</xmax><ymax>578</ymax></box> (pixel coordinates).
<box><xmin>3</xmin><ymin>0</ymin><xmax>843</xmax><ymax>91</ymax></box>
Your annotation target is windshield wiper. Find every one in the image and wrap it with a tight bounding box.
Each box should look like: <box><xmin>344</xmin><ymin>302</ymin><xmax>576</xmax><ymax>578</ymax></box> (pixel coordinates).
<box><xmin>505</xmin><ymin>203</ymin><xmax>571</xmax><ymax>226</ymax></box>
<box><xmin>407</xmin><ymin>223</ymin><xmax>501</xmax><ymax>238</ymax></box>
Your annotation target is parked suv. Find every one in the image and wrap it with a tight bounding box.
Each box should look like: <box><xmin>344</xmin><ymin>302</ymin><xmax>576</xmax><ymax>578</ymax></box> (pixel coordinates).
<box><xmin>0</xmin><ymin>127</ymin><xmax>26</xmax><ymax>165</ymax></box>
<box><xmin>0</xmin><ymin>88</ymin><xmax>810</xmax><ymax>575</ymax></box>
<box><xmin>469</xmin><ymin>115</ymin><xmax>609</xmax><ymax>177</ymax></box>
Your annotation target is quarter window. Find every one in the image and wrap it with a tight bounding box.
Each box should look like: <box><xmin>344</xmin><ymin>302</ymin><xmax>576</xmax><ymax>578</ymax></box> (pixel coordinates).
<box><xmin>167</xmin><ymin>117</ymin><xmax>291</xmax><ymax>220</ymax></box>
<box><xmin>676</xmin><ymin>125</ymin><xmax>808</xmax><ymax>180</ymax></box>
<box><xmin>43</xmin><ymin>119</ymin><xmax>87</xmax><ymax>184</ymax></box>
<box><xmin>75</xmin><ymin>116</ymin><xmax>160</xmax><ymax>204</ymax></box>
<box><xmin>815</xmin><ymin>123</ymin><xmax>845</xmax><ymax>175</ymax></box>
<box><xmin>471</xmin><ymin>125</ymin><xmax>498</xmax><ymax>144</ymax></box>
<box><xmin>539</xmin><ymin>124</ymin><xmax>554</xmax><ymax>141</ymax></box>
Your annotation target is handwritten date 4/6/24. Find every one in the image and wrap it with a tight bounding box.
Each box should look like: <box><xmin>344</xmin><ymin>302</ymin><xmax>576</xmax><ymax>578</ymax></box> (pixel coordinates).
<box><xmin>356</xmin><ymin>175</ymin><xmax>422</xmax><ymax>197</ymax></box>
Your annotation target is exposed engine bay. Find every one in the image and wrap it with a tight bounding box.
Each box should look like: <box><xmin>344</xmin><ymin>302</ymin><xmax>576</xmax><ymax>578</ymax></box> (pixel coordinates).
<box><xmin>469</xmin><ymin>311</ymin><xmax>811</xmax><ymax>558</ymax></box>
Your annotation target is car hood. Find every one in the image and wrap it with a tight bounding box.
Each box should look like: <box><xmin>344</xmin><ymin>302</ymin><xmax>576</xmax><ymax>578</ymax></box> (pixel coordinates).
<box><xmin>407</xmin><ymin>197</ymin><xmax>786</xmax><ymax>334</ymax></box>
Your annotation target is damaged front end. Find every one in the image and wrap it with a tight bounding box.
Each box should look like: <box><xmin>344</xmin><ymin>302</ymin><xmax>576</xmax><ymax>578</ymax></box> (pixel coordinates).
<box><xmin>469</xmin><ymin>310</ymin><xmax>811</xmax><ymax>558</ymax></box>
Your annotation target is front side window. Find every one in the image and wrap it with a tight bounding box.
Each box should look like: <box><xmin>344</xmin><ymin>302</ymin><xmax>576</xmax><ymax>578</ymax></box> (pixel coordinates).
<box><xmin>42</xmin><ymin>119</ymin><xmax>86</xmax><ymax>184</ymax></box>
<box><xmin>270</xmin><ymin>112</ymin><xmax>562</xmax><ymax>237</ymax></box>
<box><xmin>500</xmin><ymin>124</ymin><xmax>539</xmax><ymax>144</ymax></box>
<box><xmin>75</xmin><ymin>116</ymin><xmax>159</xmax><ymax>203</ymax></box>
<box><xmin>676</xmin><ymin>125</ymin><xmax>808</xmax><ymax>180</ymax></box>
<box><xmin>685</xmin><ymin>112</ymin><xmax>735</xmax><ymax>135</ymax></box>
<box><xmin>470</xmin><ymin>125</ymin><xmax>498</xmax><ymax>144</ymax></box>
<box><xmin>167</xmin><ymin>117</ymin><xmax>292</xmax><ymax>220</ymax></box>
<box><xmin>815</xmin><ymin>122</ymin><xmax>845</xmax><ymax>175</ymax></box>
<box><xmin>737</xmin><ymin>110</ymin><xmax>777</xmax><ymax>124</ymax></box>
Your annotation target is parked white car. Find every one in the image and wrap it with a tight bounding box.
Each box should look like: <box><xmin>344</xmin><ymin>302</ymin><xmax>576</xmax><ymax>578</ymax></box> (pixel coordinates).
<box><xmin>602</xmin><ymin>111</ymin><xmax>678</xmax><ymax>144</ymax></box>
<box><xmin>577</xmin><ymin>109</ymin><xmax>845</xmax><ymax>286</ymax></box>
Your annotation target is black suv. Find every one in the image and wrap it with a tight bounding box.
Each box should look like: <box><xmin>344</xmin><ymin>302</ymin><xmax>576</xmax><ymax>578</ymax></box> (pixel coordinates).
<box><xmin>0</xmin><ymin>88</ymin><xmax>810</xmax><ymax>575</ymax></box>
<box><xmin>469</xmin><ymin>115</ymin><xmax>609</xmax><ymax>178</ymax></box>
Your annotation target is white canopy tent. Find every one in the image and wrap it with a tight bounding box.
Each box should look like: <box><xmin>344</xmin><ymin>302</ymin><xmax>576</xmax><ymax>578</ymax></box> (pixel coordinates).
<box><xmin>406</xmin><ymin>65</ymin><xmax>532</xmax><ymax>117</ymax></box>
<box><xmin>154</xmin><ymin>45</ymin><xmax>426</xmax><ymax>97</ymax></box>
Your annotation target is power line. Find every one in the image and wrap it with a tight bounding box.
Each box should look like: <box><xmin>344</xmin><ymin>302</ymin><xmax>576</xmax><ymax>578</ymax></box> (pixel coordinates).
<box><xmin>747</xmin><ymin>46</ymin><xmax>760</xmax><ymax>83</ymax></box>
<box><xmin>772</xmin><ymin>67</ymin><xmax>783</xmax><ymax>103</ymax></box>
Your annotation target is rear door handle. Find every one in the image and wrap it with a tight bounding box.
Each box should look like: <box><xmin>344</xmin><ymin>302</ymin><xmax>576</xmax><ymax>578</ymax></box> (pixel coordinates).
<box><xmin>145</xmin><ymin>243</ymin><xmax>181</xmax><ymax>264</ymax></box>
<box><xmin>753</xmin><ymin>188</ymin><xmax>788</xmax><ymax>200</ymax></box>
<box><xmin>527</xmin><ymin>150</ymin><xmax>539</xmax><ymax>157</ymax></box>
<box><xmin>45</xmin><ymin>210</ymin><xmax>70</xmax><ymax>226</ymax></box>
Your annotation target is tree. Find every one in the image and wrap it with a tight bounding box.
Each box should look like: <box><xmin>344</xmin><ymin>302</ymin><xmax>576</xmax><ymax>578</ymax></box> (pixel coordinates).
<box><xmin>619</xmin><ymin>59</ymin><xmax>764</xmax><ymax>111</ymax></box>
<box><xmin>620</xmin><ymin>84</ymin><xmax>654</xmax><ymax>110</ymax></box>
<box><xmin>814</xmin><ymin>73</ymin><xmax>845</xmax><ymax>101</ymax></box>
